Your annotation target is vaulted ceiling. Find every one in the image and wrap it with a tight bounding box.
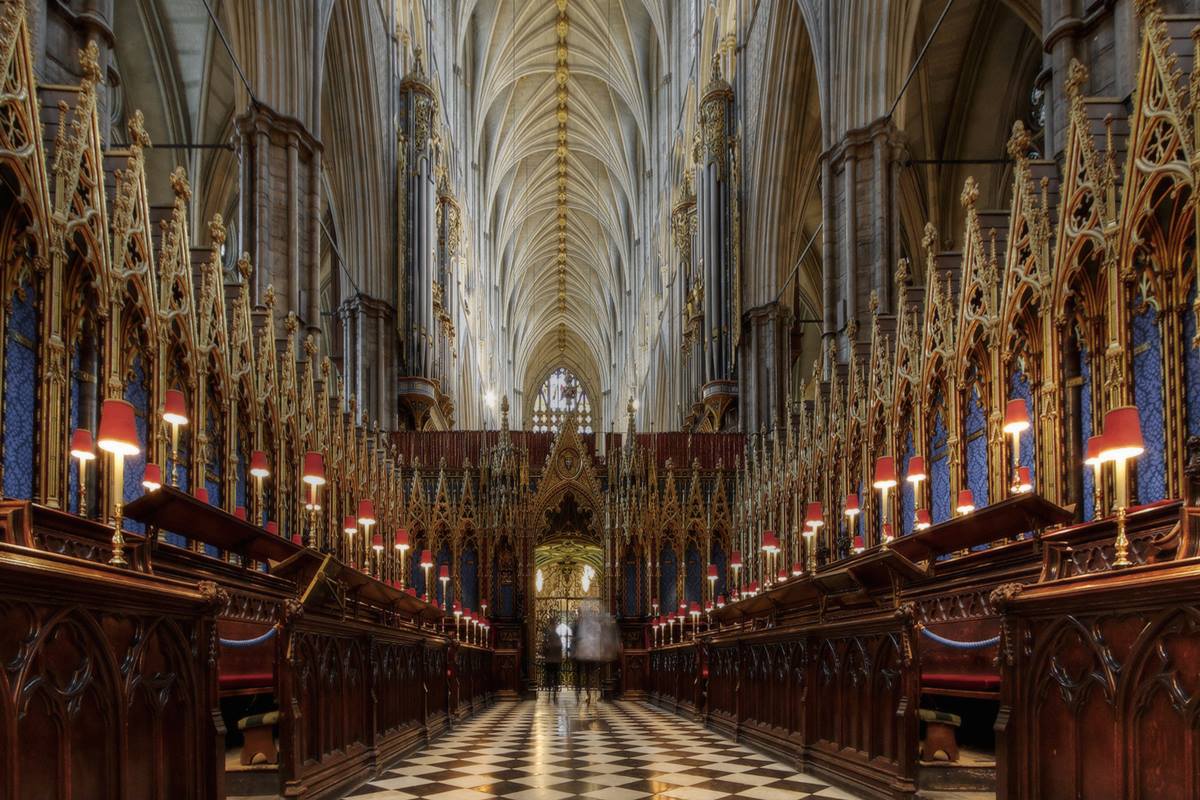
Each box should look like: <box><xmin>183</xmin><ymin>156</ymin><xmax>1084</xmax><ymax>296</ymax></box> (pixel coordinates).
<box><xmin>460</xmin><ymin>0</ymin><xmax>665</xmax><ymax>410</ymax></box>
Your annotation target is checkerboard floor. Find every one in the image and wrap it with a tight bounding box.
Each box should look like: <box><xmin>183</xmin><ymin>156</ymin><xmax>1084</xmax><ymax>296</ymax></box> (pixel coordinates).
<box><xmin>347</xmin><ymin>693</ymin><xmax>862</xmax><ymax>799</ymax></box>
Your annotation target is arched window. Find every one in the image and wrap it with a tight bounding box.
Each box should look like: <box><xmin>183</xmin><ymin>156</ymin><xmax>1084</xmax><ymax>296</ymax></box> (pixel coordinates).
<box><xmin>529</xmin><ymin>367</ymin><xmax>593</xmax><ymax>434</ymax></box>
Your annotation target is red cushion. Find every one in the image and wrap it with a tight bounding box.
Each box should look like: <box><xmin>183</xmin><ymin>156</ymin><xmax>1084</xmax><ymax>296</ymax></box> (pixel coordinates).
<box><xmin>921</xmin><ymin>672</ymin><xmax>1000</xmax><ymax>691</ymax></box>
<box><xmin>219</xmin><ymin>673</ymin><xmax>274</xmax><ymax>690</ymax></box>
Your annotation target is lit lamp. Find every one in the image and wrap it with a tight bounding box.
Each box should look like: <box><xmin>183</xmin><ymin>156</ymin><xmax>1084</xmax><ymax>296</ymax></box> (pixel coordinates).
<box><xmin>716</xmin><ymin>594</ymin><xmax>726</xmax><ymax>609</ymax></box>
<box><xmin>1084</xmin><ymin>435</ymin><xmax>1106</xmax><ymax>521</ymax></box>
<box><xmin>419</xmin><ymin>549</ymin><xmax>433</xmax><ymax>601</ymax></box>
<box><xmin>1100</xmin><ymin>406</ymin><xmax>1144</xmax><ymax>568</ymax></box>
<box><xmin>357</xmin><ymin>498</ymin><xmax>376</xmax><ymax>571</ymax></box>
<box><xmin>1015</xmin><ymin>466</ymin><xmax>1033</xmax><ymax>494</ymax></box>
<box><xmin>1003</xmin><ymin>399</ymin><xmax>1030</xmax><ymax>494</ymax></box>
<box><xmin>69</xmin><ymin>428</ymin><xmax>95</xmax><ymax>515</ymax></box>
<box><xmin>666</xmin><ymin>612</ymin><xmax>676</xmax><ymax>643</ymax></box>
<box><xmin>689</xmin><ymin>601</ymin><xmax>701</xmax><ymax>638</ymax></box>
<box><xmin>852</xmin><ymin>534</ymin><xmax>865</xmax><ymax>554</ymax></box>
<box><xmin>342</xmin><ymin>514</ymin><xmax>357</xmax><ymax>536</ymax></box>
<box><xmin>791</xmin><ymin>561</ymin><xmax>804</xmax><ymax>577</ymax></box>
<box><xmin>874</xmin><ymin>457</ymin><xmax>897</xmax><ymax>546</ymax></box>
<box><xmin>706</xmin><ymin>563</ymin><xmax>718</xmax><ymax>597</ymax></box>
<box><xmin>729</xmin><ymin>550</ymin><xmax>743</xmax><ymax>596</ymax></box>
<box><xmin>302</xmin><ymin>451</ymin><xmax>326</xmax><ymax>549</ymax></box>
<box><xmin>907</xmin><ymin>456</ymin><xmax>927</xmax><ymax>529</ymax></box>
<box><xmin>761</xmin><ymin>530</ymin><xmax>778</xmax><ymax>584</ymax></box>
<box><xmin>453</xmin><ymin>601</ymin><xmax>463</xmax><ymax>638</ymax></box>
<box><xmin>804</xmin><ymin>501</ymin><xmax>823</xmax><ymax>571</ymax></box>
<box><xmin>956</xmin><ymin>489</ymin><xmax>976</xmax><ymax>516</ymax></box>
<box><xmin>394</xmin><ymin>528</ymin><xmax>410</xmax><ymax>589</ymax></box>
<box><xmin>142</xmin><ymin>463</ymin><xmax>162</xmax><ymax>492</ymax></box>
<box><xmin>249</xmin><ymin>449</ymin><xmax>269</xmax><ymax>526</ymax></box>
<box><xmin>651</xmin><ymin>597</ymin><xmax>660</xmax><ymax>616</ymax></box>
<box><xmin>915</xmin><ymin>508</ymin><xmax>932</xmax><ymax>531</ymax></box>
<box><xmin>438</xmin><ymin>563</ymin><xmax>450</xmax><ymax>608</ymax></box>
<box><xmin>97</xmin><ymin>399</ymin><xmax>140</xmax><ymax>567</ymax></box>
<box><xmin>845</xmin><ymin>493</ymin><xmax>861</xmax><ymax>556</ymax></box>
<box><xmin>162</xmin><ymin>389</ymin><xmax>189</xmax><ymax>487</ymax></box>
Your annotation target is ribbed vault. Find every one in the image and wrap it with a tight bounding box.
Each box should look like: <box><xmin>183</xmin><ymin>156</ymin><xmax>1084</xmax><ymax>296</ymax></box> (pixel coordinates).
<box><xmin>462</xmin><ymin>0</ymin><xmax>663</xmax><ymax>422</ymax></box>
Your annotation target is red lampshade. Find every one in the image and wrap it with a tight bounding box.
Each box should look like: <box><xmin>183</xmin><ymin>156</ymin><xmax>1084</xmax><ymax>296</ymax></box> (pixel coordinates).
<box><xmin>852</xmin><ymin>534</ymin><xmax>865</xmax><ymax>553</ymax></box>
<box><xmin>343</xmin><ymin>514</ymin><xmax>357</xmax><ymax>534</ymax></box>
<box><xmin>956</xmin><ymin>489</ymin><xmax>976</xmax><ymax>514</ymax></box>
<box><xmin>761</xmin><ymin>531</ymin><xmax>779</xmax><ymax>552</ymax></box>
<box><xmin>777</xmin><ymin>568</ymin><xmax>788</xmax><ymax>581</ymax></box>
<box><xmin>791</xmin><ymin>561</ymin><xmax>803</xmax><ymax>576</ymax></box>
<box><xmin>679</xmin><ymin>603</ymin><xmax>687</xmax><ymax>615</ymax></box>
<box><xmin>290</xmin><ymin>531</ymin><xmax>302</xmax><ymax>545</ymax></box>
<box><xmin>405</xmin><ymin>587</ymin><xmax>417</xmax><ymax>596</ymax></box>
<box><xmin>688</xmin><ymin>602</ymin><xmax>701</xmax><ymax>616</ymax></box>
<box><xmin>395</xmin><ymin>528</ymin><xmax>410</xmax><ymax>550</ymax></box>
<box><xmin>356</xmin><ymin>498</ymin><xmax>376</xmax><ymax>526</ymax></box>
<box><xmin>193</xmin><ymin>486</ymin><xmax>209</xmax><ymax>504</ymax></box>
<box><xmin>1003</xmin><ymin>398</ymin><xmax>1030</xmax><ymax>434</ymax></box>
<box><xmin>1016</xmin><ymin>466</ymin><xmax>1033</xmax><ymax>493</ymax></box>
<box><xmin>302</xmin><ymin>451</ymin><xmax>326</xmax><ymax>486</ymax></box>
<box><xmin>907</xmin><ymin>456</ymin><xmax>927</xmax><ymax>483</ymax></box>
<box><xmin>873</xmin><ymin>456</ymin><xmax>897</xmax><ymax>489</ymax></box>
<box><xmin>266</xmin><ymin>520</ymin><xmax>278</xmax><ymax>535</ymax></box>
<box><xmin>372</xmin><ymin>531</ymin><xmax>383</xmax><ymax>551</ymax></box>
<box><xmin>915</xmin><ymin>508</ymin><xmax>931</xmax><ymax>530</ymax></box>
<box><xmin>234</xmin><ymin>505</ymin><xmax>247</xmax><ymax>520</ymax></box>
<box><xmin>1084</xmin><ymin>434</ymin><xmax>1106</xmax><ymax>467</ymax></box>
<box><xmin>1101</xmin><ymin>406</ymin><xmax>1144</xmax><ymax>461</ymax></box>
<box><xmin>716</xmin><ymin>595</ymin><xmax>726</xmax><ymax>607</ymax></box>
<box><xmin>806</xmin><ymin>502</ymin><xmax>824</xmax><ymax>528</ymax></box>
<box><xmin>705</xmin><ymin>601</ymin><xmax>714</xmax><ymax>613</ymax></box>
<box><xmin>97</xmin><ymin>399</ymin><xmax>140</xmax><ymax>456</ymax></box>
<box><xmin>163</xmin><ymin>389</ymin><xmax>189</xmax><ymax>426</ymax></box>
<box><xmin>706</xmin><ymin>564</ymin><xmax>718</xmax><ymax>579</ymax></box>
<box><xmin>69</xmin><ymin>428</ymin><xmax>96</xmax><ymax>460</ymax></box>
<box><xmin>249</xmin><ymin>449</ymin><xmax>270</xmax><ymax>478</ymax></box>
<box><xmin>667</xmin><ymin>613</ymin><xmax>676</xmax><ymax>623</ymax></box>
<box><xmin>419</xmin><ymin>549</ymin><xmax>433</xmax><ymax>568</ymax></box>
<box><xmin>142</xmin><ymin>463</ymin><xmax>162</xmax><ymax>491</ymax></box>
<box><xmin>730</xmin><ymin>550</ymin><xmax>743</xmax><ymax>568</ymax></box>
<box><xmin>844</xmin><ymin>493</ymin><xmax>860</xmax><ymax>516</ymax></box>
<box><xmin>438</xmin><ymin>564</ymin><xmax>450</xmax><ymax>580</ymax></box>
<box><xmin>882</xmin><ymin>522</ymin><xmax>894</xmax><ymax>541</ymax></box>
<box><xmin>453</xmin><ymin>601</ymin><xmax>462</xmax><ymax>614</ymax></box>
<box><xmin>748</xmin><ymin>581</ymin><xmax>759</xmax><ymax>595</ymax></box>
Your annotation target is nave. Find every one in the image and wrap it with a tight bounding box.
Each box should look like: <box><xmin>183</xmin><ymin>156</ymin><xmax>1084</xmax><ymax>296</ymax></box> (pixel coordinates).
<box><xmin>345</xmin><ymin>695</ymin><xmax>860</xmax><ymax>800</ymax></box>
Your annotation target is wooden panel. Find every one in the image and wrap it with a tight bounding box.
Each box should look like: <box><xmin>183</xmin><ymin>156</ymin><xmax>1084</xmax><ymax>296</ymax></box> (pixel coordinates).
<box><xmin>0</xmin><ymin>544</ymin><xmax>221</xmax><ymax>800</ymax></box>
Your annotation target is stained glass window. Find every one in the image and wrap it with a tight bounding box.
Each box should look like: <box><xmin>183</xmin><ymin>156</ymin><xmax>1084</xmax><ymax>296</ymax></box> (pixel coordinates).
<box><xmin>965</xmin><ymin>381</ymin><xmax>990</xmax><ymax>509</ymax></box>
<box><xmin>929</xmin><ymin>392</ymin><xmax>951</xmax><ymax>524</ymax></box>
<box><xmin>3</xmin><ymin>280</ymin><xmax>38</xmax><ymax>499</ymax></box>
<box><xmin>899</xmin><ymin>429</ymin><xmax>915</xmax><ymax>536</ymax></box>
<box><xmin>530</xmin><ymin>367</ymin><xmax>593</xmax><ymax>434</ymax></box>
<box><xmin>1078</xmin><ymin>336</ymin><xmax>1095</xmax><ymax>521</ymax></box>
<box><xmin>1132</xmin><ymin>299</ymin><xmax>1166</xmax><ymax>503</ymax></box>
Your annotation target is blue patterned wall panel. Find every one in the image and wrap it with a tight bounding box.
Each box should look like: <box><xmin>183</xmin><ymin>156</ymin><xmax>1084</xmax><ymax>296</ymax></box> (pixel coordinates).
<box><xmin>1009</xmin><ymin>370</ymin><xmax>1036</xmax><ymax>481</ymax></box>
<box><xmin>460</xmin><ymin>543</ymin><xmax>479</xmax><ymax>611</ymax></box>
<box><xmin>929</xmin><ymin>399</ymin><xmax>951</xmax><ymax>524</ymax></box>
<box><xmin>122</xmin><ymin>356</ymin><xmax>148</xmax><ymax>534</ymax></box>
<box><xmin>235</xmin><ymin>450</ymin><xmax>247</xmax><ymax>514</ymax></box>
<box><xmin>413</xmin><ymin>540</ymin><xmax>427</xmax><ymax>596</ymax></box>
<box><xmin>1186</xmin><ymin>280</ymin><xmax>1200</xmax><ymax>437</ymax></box>
<box><xmin>965</xmin><ymin>386</ymin><xmax>990</xmax><ymax>509</ymax></box>
<box><xmin>622</xmin><ymin>556</ymin><xmax>639</xmax><ymax>617</ymax></box>
<box><xmin>3</xmin><ymin>282</ymin><xmax>37</xmax><ymax>499</ymax></box>
<box><xmin>1079</xmin><ymin>340</ymin><xmax>1095</xmax><ymax>520</ymax></box>
<box><xmin>900</xmin><ymin>430</ymin><xmax>915</xmax><ymax>536</ymax></box>
<box><xmin>659</xmin><ymin>546</ymin><xmax>677</xmax><ymax>612</ymax></box>
<box><xmin>1132</xmin><ymin>303</ymin><xmax>1166</xmax><ymax>503</ymax></box>
<box><xmin>684</xmin><ymin>540</ymin><xmax>702</xmax><ymax>604</ymax></box>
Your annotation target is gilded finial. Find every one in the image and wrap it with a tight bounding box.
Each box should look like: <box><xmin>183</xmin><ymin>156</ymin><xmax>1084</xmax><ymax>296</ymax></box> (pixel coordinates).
<box><xmin>284</xmin><ymin>311</ymin><xmax>299</xmax><ymax>335</ymax></box>
<box><xmin>209</xmin><ymin>214</ymin><xmax>227</xmax><ymax>248</ymax></box>
<box><xmin>236</xmin><ymin>253</ymin><xmax>252</xmax><ymax>282</ymax></box>
<box><xmin>303</xmin><ymin>334</ymin><xmax>316</xmax><ymax>357</ymax></box>
<box><xmin>169</xmin><ymin>166</ymin><xmax>191</xmax><ymax>201</ymax></box>
<box><xmin>960</xmin><ymin>176</ymin><xmax>979</xmax><ymax>210</ymax></box>
<box><xmin>868</xmin><ymin>289</ymin><xmax>880</xmax><ymax>315</ymax></box>
<box><xmin>80</xmin><ymin>41</ymin><xmax>101</xmax><ymax>83</ymax></box>
<box><xmin>263</xmin><ymin>284</ymin><xmax>276</xmax><ymax>310</ymax></box>
<box><xmin>128</xmin><ymin>110</ymin><xmax>151</xmax><ymax>148</ymax></box>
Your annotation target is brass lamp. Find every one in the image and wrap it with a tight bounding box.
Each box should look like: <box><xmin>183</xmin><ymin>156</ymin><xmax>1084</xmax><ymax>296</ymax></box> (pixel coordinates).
<box><xmin>1099</xmin><ymin>406</ymin><xmax>1144</xmax><ymax>568</ymax></box>
<box><xmin>97</xmin><ymin>399</ymin><xmax>140</xmax><ymax>567</ymax></box>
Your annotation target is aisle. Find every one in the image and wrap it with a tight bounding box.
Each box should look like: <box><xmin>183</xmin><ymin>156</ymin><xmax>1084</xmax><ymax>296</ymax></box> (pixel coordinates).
<box><xmin>348</xmin><ymin>693</ymin><xmax>860</xmax><ymax>799</ymax></box>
